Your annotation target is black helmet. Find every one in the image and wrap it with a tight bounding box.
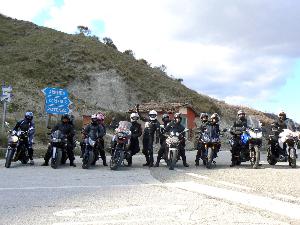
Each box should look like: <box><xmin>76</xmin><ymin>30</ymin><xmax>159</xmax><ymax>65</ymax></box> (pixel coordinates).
<box><xmin>278</xmin><ymin>111</ymin><xmax>286</xmax><ymax>120</ymax></box>
<box><xmin>237</xmin><ymin>109</ymin><xmax>246</xmax><ymax>119</ymax></box>
<box><xmin>174</xmin><ymin>113</ymin><xmax>182</xmax><ymax>123</ymax></box>
<box><xmin>211</xmin><ymin>113</ymin><xmax>219</xmax><ymax>123</ymax></box>
<box><xmin>162</xmin><ymin>113</ymin><xmax>170</xmax><ymax>123</ymax></box>
<box><xmin>61</xmin><ymin>114</ymin><xmax>70</xmax><ymax>123</ymax></box>
<box><xmin>25</xmin><ymin>112</ymin><xmax>33</xmax><ymax>121</ymax></box>
<box><xmin>200</xmin><ymin>113</ymin><xmax>208</xmax><ymax>122</ymax></box>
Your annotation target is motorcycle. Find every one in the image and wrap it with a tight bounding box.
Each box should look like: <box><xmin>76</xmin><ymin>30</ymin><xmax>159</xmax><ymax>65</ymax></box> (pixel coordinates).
<box><xmin>82</xmin><ymin>136</ymin><xmax>100</xmax><ymax>169</ymax></box>
<box><xmin>5</xmin><ymin>129</ymin><xmax>30</xmax><ymax>168</ymax></box>
<box><xmin>200</xmin><ymin>125</ymin><xmax>222</xmax><ymax>169</ymax></box>
<box><xmin>50</xmin><ymin>130</ymin><xmax>68</xmax><ymax>169</ymax></box>
<box><xmin>110</xmin><ymin>121</ymin><xmax>132</xmax><ymax>170</ymax></box>
<box><xmin>165</xmin><ymin>128</ymin><xmax>188</xmax><ymax>170</ymax></box>
<box><xmin>267</xmin><ymin>119</ymin><xmax>299</xmax><ymax>168</ymax></box>
<box><xmin>247</xmin><ymin>116</ymin><xmax>262</xmax><ymax>169</ymax></box>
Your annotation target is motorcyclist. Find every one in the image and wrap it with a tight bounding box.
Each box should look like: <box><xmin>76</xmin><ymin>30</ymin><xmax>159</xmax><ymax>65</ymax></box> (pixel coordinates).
<box><xmin>95</xmin><ymin>112</ymin><xmax>107</xmax><ymax>165</ymax></box>
<box><xmin>270</xmin><ymin>111</ymin><xmax>290</xmax><ymax>159</ymax></box>
<box><xmin>127</xmin><ymin>112</ymin><xmax>142</xmax><ymax>166</ymax></box>
<box><xmin>229</xmin><ymin>109</ymin><xmax>248</xmax><ymax>167</ymax></box>
<box><xmin>154</xmin><ymin>113</ymin><xmax>171</xmax><ymax>167</ymax></box>
<box><xmin>42</xmin><ymin>114</ymin><xmax>76</xmax><ymax>167</ymax></box>
<box><xmin>141</xmin><ymin>110</ymin><xmax>160</xmax><ymax>167</ymax></box>
<box><xmin>83</xmin><ymin>114</ymin><xmax>107</xmax><ymax>166</ymax></box>
<box><xmin>13</xmin><ymin>112</ymin><xmax>35</xmax><ymax>165</ymax></box>
<box><xmin>209</xmin><ymin>113</ymin><xmax>221</xmax><ymax>157</ymax></box>
<box><xmin>195</xmin><ymin>113</ymin><xmax>209</xmax><ymax>166</ymax></box>
<box><xmin>164</xmin><ymin>113</ymin><xmax>189</xmax><ymax>167</ymax></box>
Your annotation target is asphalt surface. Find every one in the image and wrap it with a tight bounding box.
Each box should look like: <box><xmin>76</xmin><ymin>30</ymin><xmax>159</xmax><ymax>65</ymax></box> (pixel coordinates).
<box><xmin>0</xmin><ymin>150</ymin><xmax>299</xmax><ymax>225</ymax></box>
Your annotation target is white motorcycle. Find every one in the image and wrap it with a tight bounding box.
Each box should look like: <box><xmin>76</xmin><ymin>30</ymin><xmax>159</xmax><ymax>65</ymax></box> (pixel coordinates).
<box><xmin>267</xmin><ymin>119</ymin><xmax>299</xmax><ymax>168</ymax></box>
<box><xmin>247</xmin><ymin>116</ymin><xmax>263</xmax><ymax>169</ymax></box>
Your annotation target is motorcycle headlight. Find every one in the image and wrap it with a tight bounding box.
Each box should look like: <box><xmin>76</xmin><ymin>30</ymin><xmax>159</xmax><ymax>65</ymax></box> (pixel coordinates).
<box><xmin>11</xmin><ymin>135</ymin><xmax>19</xmax><ymax>143</ymax></box>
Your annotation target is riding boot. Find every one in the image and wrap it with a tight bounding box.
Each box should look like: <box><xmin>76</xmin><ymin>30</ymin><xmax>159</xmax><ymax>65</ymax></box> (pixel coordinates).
<box><xmin>70</xmin><ymin>160</ymin><xmax>76</xmax><ymax>167</ymax></box>
<box><xmin>103</xmin><ymin>157</ymin><xmax>108</xmax><ymax>166</ymax></box>
<box><xmin>182</xmin><ymin>156</ymin><xmax>189</xmax><ymax>167</ymax></box>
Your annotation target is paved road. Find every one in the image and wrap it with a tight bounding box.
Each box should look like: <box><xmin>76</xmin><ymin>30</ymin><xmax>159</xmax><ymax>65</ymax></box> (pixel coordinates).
<box><xmin>0</xmin><ymin>151</ymin><xmax>299</xmax><ymax>225</ymax></box>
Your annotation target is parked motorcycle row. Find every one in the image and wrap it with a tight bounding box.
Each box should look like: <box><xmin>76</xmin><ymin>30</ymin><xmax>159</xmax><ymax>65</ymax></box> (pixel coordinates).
<box><xmin>3</xmin><ymin>115</ymin><xmax>299</xmax><ymax>170</ymax></box>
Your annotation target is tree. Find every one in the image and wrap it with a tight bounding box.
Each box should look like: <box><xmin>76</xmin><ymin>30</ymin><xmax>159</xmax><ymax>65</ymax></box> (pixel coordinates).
<box><xmin>154</xmin><ymin>64</ymin><xmax>167</xmax><ymax>73</ymax></box>
<box><xmin>77</xmin><ymin>25</ymin><xmax>91</xmax><ymax>36</ymax></box>
<box><xmin>103</xmin><ymin>37</ymin><xmax>117</xmax><ymax>49</ymax></box>
<box><xmin>123</xmin><ymin>49</ymin><xmax>135</xmax><ymax>57</ymax></box>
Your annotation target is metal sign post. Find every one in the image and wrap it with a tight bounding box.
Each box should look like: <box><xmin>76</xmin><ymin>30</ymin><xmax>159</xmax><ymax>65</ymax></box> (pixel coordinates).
<box><xmin>1</xmin><ymin>85</ymin><xmax>12</xmax><ymax>133</ymax></box>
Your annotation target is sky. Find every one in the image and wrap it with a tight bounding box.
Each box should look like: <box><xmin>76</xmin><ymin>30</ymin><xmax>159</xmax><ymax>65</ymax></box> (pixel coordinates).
<box><xmin>1</xmin><ymin>0</ymin><xmax>299</xmax><ymax>121</ymax></box>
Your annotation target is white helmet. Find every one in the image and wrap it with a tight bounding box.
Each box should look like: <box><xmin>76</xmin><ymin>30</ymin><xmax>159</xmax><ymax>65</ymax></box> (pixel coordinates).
<box><xmin>130</xmin><ymin>112</ymin><xmax>139</xmax><ymax>122</ymax></box>
<box><xmin>149</xmin><ymin>110</ymin><xmax>157</xmax><ymax>121</ymax></box>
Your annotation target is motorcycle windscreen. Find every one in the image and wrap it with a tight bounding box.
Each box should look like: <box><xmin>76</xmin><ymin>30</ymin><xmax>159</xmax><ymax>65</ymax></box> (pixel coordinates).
<box><xmin>205</xmin><ymin>124</ymin><xmax>220</xmax><ymax>142</ymax></box>
<box><xmin>247</xmin><ymin>116</ymin><xmax>262</xmax><ymax>130</ymax></box>
<box><xmin>286</xmin><ymin>119</ymin><xmax>296</xmax><ymax>132</ymax></box>
<box><xmin>115</xmin><ymin>121</ymin><xmax>132</xmax><ymax>134</ymax></box>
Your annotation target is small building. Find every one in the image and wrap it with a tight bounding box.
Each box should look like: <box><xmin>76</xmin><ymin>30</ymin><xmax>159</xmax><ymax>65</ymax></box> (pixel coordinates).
<box><xmin>128</xmin><ymin>101</ymin><xmax>199</xmax><ymax>137</ymax></box>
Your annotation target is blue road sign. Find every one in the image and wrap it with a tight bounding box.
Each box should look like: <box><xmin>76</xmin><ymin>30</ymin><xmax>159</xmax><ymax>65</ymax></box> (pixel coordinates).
<box><xmin>42</xmin><ymin>87</ymin><xmax>72</xmax><ymax>115</ymax></box>
<box><xmin>42</xmin><ymin>87</ymin><xmax>68</xmax><ymax>97</ymax></box>
<box><xmin>46</xmin><ymin>105</ymin><xmax>70</xmax><ymax>114</ymax></box>
<box><xmin>45</xmin><ymin>96</ymin><xmax>72</xmax><ymax>106</ymax></box>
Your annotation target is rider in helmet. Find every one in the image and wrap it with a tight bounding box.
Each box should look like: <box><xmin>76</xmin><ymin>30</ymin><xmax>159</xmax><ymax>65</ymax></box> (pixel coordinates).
<box><xmin>42</xmin><ymin>114</ymin><xmax>76</xmax><ymax>167</ymax></box>
<box><xmin>195</xmin><ymin>113</ymin><xmax>209</xmax><ymax>166</ymax></box>
<box><xmin>141</xmin><ymin>110</ymin><xmax>161</xmax><ymax>167</ymax></box>
<box><xmin>127</xmin><ymin>112</ymin><xmax>142</xmax><ymax>165</ymax></box>
<box><xmin>229</xmin><ymin>109</ymin><xmax>248</xmax><ymax>167</ymax></box>
<box><xmin>13</xmin><ymin>111</ymin><xmax>35</xmax><ymax>165</ymax></box>
<box><xmin>154</xmin><ymin>113</ymin><xmax>171</xmax><ymax>167</ymax></box>
<box><xmin>164</xmin><ymin>112</ymin><xmax>189</xmax><ymax>167</ymax></box>
<box><xmin>94</xmin><ymin>112</ymin><xmax>107</xmax><ymax>165</ymax></box>
<box><xmin>82</xmin><ymin>114</ymin><xmax>107</xmax><ymax>166</ymax></box>
<box><xmin>270</xmin><ymin>111</ymin><xmax>289</xmax><ymax>159</ymax></box>
<box><xmin>210</xmin><ymin>113</ymin><xmax>221</xmax><ymax>156</ymax></box>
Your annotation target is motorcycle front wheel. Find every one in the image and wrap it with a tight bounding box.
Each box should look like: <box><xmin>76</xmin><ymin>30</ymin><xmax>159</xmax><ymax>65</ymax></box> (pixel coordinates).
<box><xmin>5</xmin><ymin>148</ymin><xmax>15</xmax><ymax>168</ymax></box>
<box><xmin>267</xmin><ymin>146</ymin><xmax>277</xmax><ymax>165</ymax></box>
<box><xmin>289</xmin><ymin>148</ymin><xmax>297</xmax><ymax>168</ymax></box>
<box><xmin>110</xmin><ymin>149</ymin><xmax>124</xmax><ymax>170</ymax></box>
<box><xmin>206</xmin><ymin>148</ymin><xmax>213</xmax><ymax>169</ymax></box>
<box><xmin>169</xmin><ymin>150</ymin><xmax>177</xmax><ymax>170</ymax></box>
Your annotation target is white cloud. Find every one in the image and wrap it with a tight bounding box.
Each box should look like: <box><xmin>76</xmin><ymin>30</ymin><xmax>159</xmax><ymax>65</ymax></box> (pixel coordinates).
<box><xmin>1</xmin><ymin>0</ymin><xmax>299</xmax><ymax>118</ymax></box>
<box><xmin>0</xmin><ymin>0</ymin><xmax>54</xmax><ymax>21</ymax></box>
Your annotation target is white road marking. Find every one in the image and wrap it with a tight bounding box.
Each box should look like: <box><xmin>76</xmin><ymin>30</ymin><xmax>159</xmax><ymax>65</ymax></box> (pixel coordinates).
<box><xmin>186</xmin><ymin>172</ymin><xmax>209</xmax><ymax>180</ymax></box>
<box><xmin>214</xmin><ymin>180</ymin><xmax>253</xmax><ymax>191</ymax></box>
<box><xmin>0</xmin><ymin>183</ymin><xmax>159</xmax><ymax>191</ymax></box>
<box><xmin>167</xmin><ymin>181</ymin><xmax>300</xmax><ymax>220</ymax></box>
<box><xmin>185</xmin><ymin>172</ymin><xmax>253</xmax><ymax>190</ymax></box>
<box><xmin>52</xmin><ymin>217</ymin><xmax>178</xmax><ymax>225</ymax></box>
<box><xmin>54</xmin><ymin>208</ymin><xmax>85</xmax><ymax>217</ymax></box>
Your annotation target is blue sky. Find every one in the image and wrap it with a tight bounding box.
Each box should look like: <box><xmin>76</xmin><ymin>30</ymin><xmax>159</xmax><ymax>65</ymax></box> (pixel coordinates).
<box><xmin>1</xmin><ymin>0</ymin><xmax>299</xmax><ymax>121</ymax></box>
